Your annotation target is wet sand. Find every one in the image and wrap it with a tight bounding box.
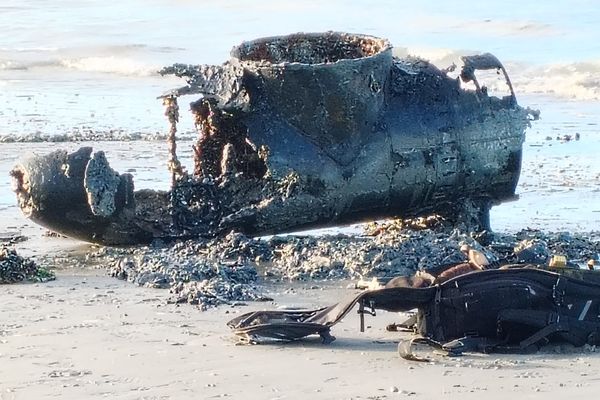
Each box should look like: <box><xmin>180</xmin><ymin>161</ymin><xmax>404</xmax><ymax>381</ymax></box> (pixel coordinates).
<box><xmin>3</xmin><ymin>268</ymin><xmax>600</xmax><ymax>400</ymax></box>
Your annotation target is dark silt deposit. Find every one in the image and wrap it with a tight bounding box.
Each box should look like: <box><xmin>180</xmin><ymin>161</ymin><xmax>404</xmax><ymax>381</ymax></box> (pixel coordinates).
<box><xmin>0</xmin><ymin>245</ymin><xmax>55</xmax><ymax>284</ymax></box>
<box><xmin>93</xmin><ymin>221</ymin><xmax>599</xmax><ymax>310</ymax></box>
<box><xmin>10</xmin><ymin>32</ymin><xmax>538</xmax><ymax>245</ymax></box>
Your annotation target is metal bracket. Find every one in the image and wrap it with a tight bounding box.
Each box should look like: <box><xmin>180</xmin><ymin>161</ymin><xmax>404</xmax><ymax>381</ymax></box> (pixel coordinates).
<box><xmin>460</xmin><ymin>53</ymin><xmax>516</xmax><ymax>103</ymax></box>
<box><xmin>358</xmin><ymin>299</ymin><xmax>376</xmax><ymax>332</ymax></box>
<box><xmin>552</xmin><ymin>277</ymin><xmax>567</xmax><ymax>306</ymax></box>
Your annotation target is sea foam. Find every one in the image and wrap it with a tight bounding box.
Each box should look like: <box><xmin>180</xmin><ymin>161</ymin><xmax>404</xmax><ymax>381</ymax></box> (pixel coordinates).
<box><xmin>396</xmin><ymin>47</ymin><xmax>600</xmax><ymax>101</ymax></box>
<box><xmin>0</xmin><ymin>56</ymin><xmax>159</xmax><ymax>77</ymax></box>
<box><xmin>59</xmin><ymin>56</ymin><xmax>159</xmax><ymax>77</ymax></box>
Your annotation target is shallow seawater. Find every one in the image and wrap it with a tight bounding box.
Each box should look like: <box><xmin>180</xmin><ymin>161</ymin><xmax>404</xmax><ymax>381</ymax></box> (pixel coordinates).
<box><xmin>0</xmin><ymin>0</ymin><xmax>599</xmax><ymax>233</ymax></box>
<box><xmin>491</xmin><ymin>96</ymin><xmax>600</xmax><ymax>232</ymax></box>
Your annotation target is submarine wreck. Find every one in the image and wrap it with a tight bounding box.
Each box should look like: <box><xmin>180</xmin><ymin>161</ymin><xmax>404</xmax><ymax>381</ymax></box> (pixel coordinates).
<box><xmin>10</xmin><ymin>32</ymin><xmax>537</xmax><ymax>245</ymax></box>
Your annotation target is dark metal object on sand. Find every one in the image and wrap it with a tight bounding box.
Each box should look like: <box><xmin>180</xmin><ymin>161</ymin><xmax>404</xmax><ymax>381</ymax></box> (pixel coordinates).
<box><xmin>11</xmin><ymin>32</ymin><xmax>536</xmax><ymax>244</ymax></box>
<box><xmin>228</xmin><ymin>268</ymin><xmax>600</xmax><ymax>357</ymax></box>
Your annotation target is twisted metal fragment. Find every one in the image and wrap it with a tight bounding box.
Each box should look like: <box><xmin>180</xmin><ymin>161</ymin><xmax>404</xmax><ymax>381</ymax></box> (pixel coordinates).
<box><xmin>163</xmin><ymin>95</ymin><xmax>184</xmax><ymax>183</ymax></box>
<box><xmin>163</xmin><ymin>95</ymin><xmax>186</xmax><ymax>229</ymax></box>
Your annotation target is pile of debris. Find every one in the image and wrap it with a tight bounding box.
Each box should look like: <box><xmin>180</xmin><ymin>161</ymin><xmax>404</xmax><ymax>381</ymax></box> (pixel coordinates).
<box><xmin>105</xmin><ymin>237</ymin><xmax>268</xmax><ymax>310</ymax></box>
<box><xmin>97</xmin><ymin>217</ymin><xmax>599</xmax><ymax>309</ymax></box>
<box><xmin>0</xmin><ymin>245</ymin><xmax>55</xmax><ymax>284</ymax></box>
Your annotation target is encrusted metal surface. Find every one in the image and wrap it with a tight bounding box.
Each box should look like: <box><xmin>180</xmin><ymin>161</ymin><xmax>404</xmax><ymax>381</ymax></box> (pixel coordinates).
<box><xmin>11</xmin><ymin>32</ymin><xmax>536</xmax><ymax>245</ymax></box>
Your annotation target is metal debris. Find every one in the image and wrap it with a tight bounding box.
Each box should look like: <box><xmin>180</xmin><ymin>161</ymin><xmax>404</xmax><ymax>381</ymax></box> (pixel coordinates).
<box><xmin>227</xmin><ymin>268</ymin><xmax>600</xmax><ymax>356</ymax></box>
<box><xmin>11</xmin><ymin>32</ymin><xmax>536</xmax><ymax>245</ymax></box>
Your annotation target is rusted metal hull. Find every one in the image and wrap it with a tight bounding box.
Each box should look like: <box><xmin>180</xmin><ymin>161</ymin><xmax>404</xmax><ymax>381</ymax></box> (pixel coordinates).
<box><xmin>11</xmin><ymin>32</ymin><xmax>535</xmax><ymax>245</ymax></box>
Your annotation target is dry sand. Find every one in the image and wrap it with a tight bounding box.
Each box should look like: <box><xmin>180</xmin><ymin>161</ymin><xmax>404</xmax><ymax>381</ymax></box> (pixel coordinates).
<box><xmin>3</xmin><ymin>241</ymin><xmax>600</xmax><ymax>400</ymax></box>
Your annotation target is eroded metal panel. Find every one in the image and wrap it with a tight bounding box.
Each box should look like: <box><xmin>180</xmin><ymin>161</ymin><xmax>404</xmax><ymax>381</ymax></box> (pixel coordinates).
<box><xmin>11</xmin><ymin>32</ymin><xmax>536</xmax><ymax>244</ymax></box>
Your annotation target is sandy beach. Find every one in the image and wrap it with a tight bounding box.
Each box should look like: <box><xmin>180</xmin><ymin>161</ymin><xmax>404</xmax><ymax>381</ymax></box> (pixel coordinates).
<box><xmin>1</xmin><ymin>130</ymin><xmax>599</xmax><ymax>400</ymax></box>
<box><xmin>2</xmin><ymin>1</ymin><xmax>600</xmax><ymax>399</ymax></box>
<box><xmin>3</xmin><ymin>264</ymin><xmax>600</xmax><ymax>400</ymax></box>
<box><xmin>1</xmin><ymin>204</ymin><xmax>599</xmax><ymax>400</ymax></box>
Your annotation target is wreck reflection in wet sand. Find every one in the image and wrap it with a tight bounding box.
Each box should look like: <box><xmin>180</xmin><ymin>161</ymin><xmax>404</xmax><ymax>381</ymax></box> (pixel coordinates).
<box><xmin>10</xmin><ymin>32</ymin><xmax>537</xmax><ymax>245</ymax></box>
